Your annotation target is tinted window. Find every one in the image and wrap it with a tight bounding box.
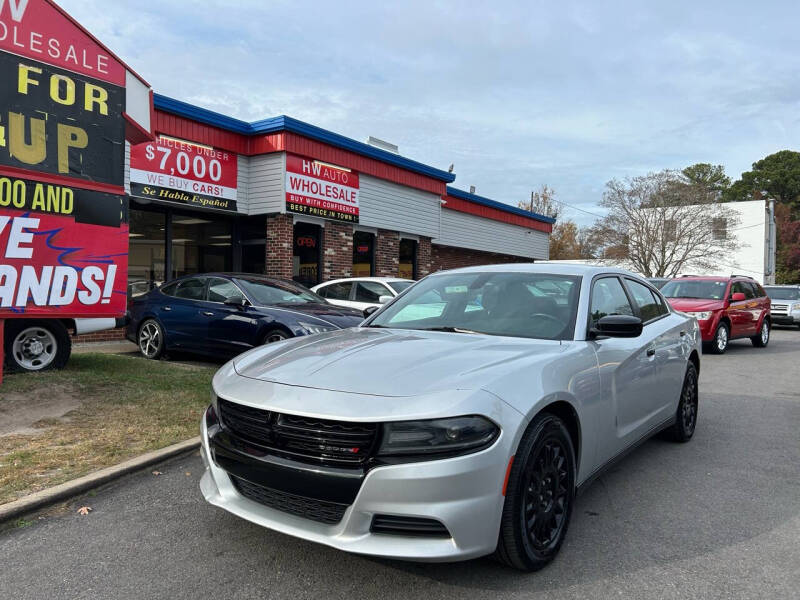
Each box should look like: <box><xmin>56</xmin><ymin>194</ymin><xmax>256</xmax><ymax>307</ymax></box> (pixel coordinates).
<box><xmin>746</xmin><ymin>282</ymin><xmax>763</xmax><ymax>298</ymax></box>
<box><xmin>590</xmin><ymin>277</ymin><xmax>634</xmax><ymax>323</ymax></box>
<box><xmin>764</xmin><ymin>287</ymin><xmax>800</xmax><ymax>300</ymax></box>
<box><xmin>159</xmin><ymin>281</ymin><xmax>179</xmax><ymax>297</ymax></box>
<box><xmin>661</xmin><ymin>279</ymin><xmax>728</xmax><ymax>300</ymax></box>
<box><xmin>626</xmin><ymin>279</ymin><xmax>667</xmax><ymax>322</ymax></box>
<box><xmin>319</xmin><ymin>282</ymin><xmax>352</xmax><ymax>301</ymax></box>
<box><xmin>369</xmin><ymin>271</ymin><xmax>581</xmax><ymax>341</ymax></box>
<box><xmin>355</xmin><ymin>281</ymin><xmax>389</xmax><ymax>303</ymax></box>
<box><xmin>732</xmin><ymin>281</ymin><xmax>754</xmax><ymax>300</ymax></box>
<box><xmin>173</xmin><ymin>278</ymin><xmax>206</xmax><ymax>300</ymax></box>
<box><xmin>207</xmin><ymin>278</ymin><xmax>240</xmax><ymax>303</ymax></box>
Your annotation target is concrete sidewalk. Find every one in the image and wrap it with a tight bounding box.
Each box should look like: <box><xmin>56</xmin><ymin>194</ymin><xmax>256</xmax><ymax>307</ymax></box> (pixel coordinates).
<box><xmin>72</xmin><ymin>340</ymin><xmax>138</xmax><ymax>355</ymax></box>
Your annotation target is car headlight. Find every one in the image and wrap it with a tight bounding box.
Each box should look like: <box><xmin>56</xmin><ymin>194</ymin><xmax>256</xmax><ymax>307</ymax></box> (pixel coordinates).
<box><xmin>791</xmin><ymin>303</ymin><xmax>800</xmax><ymax>313</ymax></box>
<box><xmin>297</xmin><ymin>321</ymin><xmax>337</xmax><ymax>335</ymax></box>
<box><xmin>377</xmin><ymin>416</ymin><xmax>499</xmax><ymax>458</ymax></box>
<box><xmin>687</xmin><ymin>311</ymin><xmax>712</xmax><ymax>320</ymax></box>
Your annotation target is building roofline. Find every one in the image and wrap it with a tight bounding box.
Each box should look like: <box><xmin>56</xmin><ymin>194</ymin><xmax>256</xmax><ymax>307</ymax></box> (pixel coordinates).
<box><xmin>445</xmin><ymin>186</ymin><xmax>557</xmax><ymax>224</ymax></box>
<box><xmin>152</xmin><ymin>94</ymin><xmax>456</xmax><ymax>183</ymax></box>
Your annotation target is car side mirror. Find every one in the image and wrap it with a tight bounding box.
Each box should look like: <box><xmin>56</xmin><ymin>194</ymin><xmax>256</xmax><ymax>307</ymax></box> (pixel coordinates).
<box><xmin>378</xmin><ymin>295</ymin><xmax>392</xmax><ymax>304</ymax></box>
<box><xmin>590</xmin><ymin>315</ymin><xmax>643</xmax><ymax>338</ymax></box>
<box><xmin>224</xmin><ymin>294</ymin><xmax>247</xmax><ymax>307</ymax></box>
<box><xmin>731</xmin><ymin>292</ymin><xmax>746</xmax><ymax>302</ymax></box>
<box><xmin>363</xmin><ymin>305</ymin><xmax>380</xmax><ymax>318</ymax></box>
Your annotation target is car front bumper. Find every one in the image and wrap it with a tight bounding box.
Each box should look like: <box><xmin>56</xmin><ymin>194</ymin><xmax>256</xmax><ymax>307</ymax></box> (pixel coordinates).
<box><xmin>199</xmin><ymin>407</ymin><xmax>514</xmax><ymax>562</ymax></box>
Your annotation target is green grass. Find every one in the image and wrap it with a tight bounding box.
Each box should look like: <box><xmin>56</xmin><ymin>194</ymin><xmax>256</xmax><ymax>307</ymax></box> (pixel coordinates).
<box><xmin>0</xmin><ymin>353</ymin><xmax>215</xmax><ymax>505</ymax></box>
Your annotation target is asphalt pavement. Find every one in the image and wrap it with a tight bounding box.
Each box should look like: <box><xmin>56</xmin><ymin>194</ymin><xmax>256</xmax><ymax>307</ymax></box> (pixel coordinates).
<box><xmin>2</xmin><ymin>329</ymin><xmax>799</xmax><ymax>600</ymax></box>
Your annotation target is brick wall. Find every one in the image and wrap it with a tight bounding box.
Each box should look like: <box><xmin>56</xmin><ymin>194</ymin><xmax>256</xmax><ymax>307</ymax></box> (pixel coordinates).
<box><xmin>322</xmin><ymin>221</ymin><xmax>353</xmax><ymax>281</ymax></box>
<box><xmin>265</xmin><ymin>214</ymin><xmax>294</xmax><ymax>279</ymax></box>
<box><xmin>431</xmin><ymin>243</ymin><xmax>531</xmax><ymax>272</ymax></box>
<box><xmin>417</xmin><ymin>236</ymin><xmax>432</xmax><ymax>278</ymax></box>
<box><xmin>375</xmin><ymin>229</ymin><xmax>399</xmax><ymax>277</ymax></box>
<box><xmin>72</xmin><ymin>327</ymin><xmax>128</xmax><ymax>344</ymax></box>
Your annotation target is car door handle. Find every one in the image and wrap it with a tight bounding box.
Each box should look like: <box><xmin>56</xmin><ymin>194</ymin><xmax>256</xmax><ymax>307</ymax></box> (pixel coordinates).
<box><xmin>646</xmin><ymin>348</ymin><xmax>656</xmax><ymax>357</ymax></box>
<box><xmin>679</xmin><ymin>330</ymin><xmax>686</xmax><ymax>337</ymax></box>
<box><xmin>161</xmin><ymin>306</ymin><xmax>171</xmax><ymax>312</ymax></box>
<box><xmin>201</xmin><ymin>311</ymin><xmax>214</xmax><ymax>317</ymax></box>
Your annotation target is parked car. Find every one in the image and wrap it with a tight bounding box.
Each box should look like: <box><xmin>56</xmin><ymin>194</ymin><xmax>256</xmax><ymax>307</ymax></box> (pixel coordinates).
<box><xmin>312</xmin><ymin>277</ymin><xmax>414</xmax><ymax>311</ymax></box>
<box><xmin>127</xmin><ymin>273</ymin><xmax>364</xmax><ymax>360</ymax></box>
<box><xmin>763</xmin><ymin>285</ymin><xmax>800</xmax><ymax>328</ymax></box>
<box><xmin>200</xmin><ymin>264</ymin><xmax>701</xmax><ymax>570</ymax></box>
<box><xmin>647</xmin><ymin>277</ymin><xmax>671</xmax><ymax>289</ymax></box>
<box><xmin>660</xmin><ymin>275</ymin><xmax>771</xmax><ymax>354</ymax></box>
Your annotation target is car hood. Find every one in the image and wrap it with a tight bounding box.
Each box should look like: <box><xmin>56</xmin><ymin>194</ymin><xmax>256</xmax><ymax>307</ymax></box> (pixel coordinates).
<box><xmin>665</xmin><ymin>298</ymin><xmax>724</xmax><ymax>312</ymax></box>
<box><xmin>232</xmin><ymin>327</ymin><xmax>567</xmax><ymax>397</ymax></box>
<box><xmin>259</xmin><ymin>302</ymin><xmax>364</xmax><ymax>328</ymax></box>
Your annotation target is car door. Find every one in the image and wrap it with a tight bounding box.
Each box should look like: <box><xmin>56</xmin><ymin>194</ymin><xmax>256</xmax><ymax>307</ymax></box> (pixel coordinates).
<box><xmin>624</xmin><ymin>277</ymin><xmax>685</xmax><ymax>420</ymax></box>
<box><xmin>317</xmin><ymin>281</ymin><xmax>355</xmax><ymax>308</ymax></box>
<box><xmin>351</xmin><ymin>281</ymin><xmax>392</xmax><ymax>311</ymax></box>
<box><xmin>158</xmin><ymin>277</ymin><xmax>208</xmax><ymax>351</ymax></box>
<box><xmin>202</xmin><ymin>277</ymin><xmax>260</xmax><ymax>357</ymax></box>
<box><xmin>728</xmin><ymin>281</ymin><xmax>752</xmax><ymax>337</ymax></box>
<box><xmin>589</xmin><ymin>276</ymin><xmax>660</xmax><ymax>462</ymax></box>
<box><xmin>745</xmin><ymin>282</ymin><xmax>767</xmax><ymax>332</ymax></box>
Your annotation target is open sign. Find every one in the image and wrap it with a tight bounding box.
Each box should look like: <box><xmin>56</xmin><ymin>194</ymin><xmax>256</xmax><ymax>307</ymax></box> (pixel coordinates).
<box><xmin>296</xmin><ymin>236</ymin><xmax>316</xmax><ymax>248</ymax></box>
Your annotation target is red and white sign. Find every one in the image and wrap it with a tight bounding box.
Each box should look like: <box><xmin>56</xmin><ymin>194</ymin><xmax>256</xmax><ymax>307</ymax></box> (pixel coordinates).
<box><xmin>130</xmin><ymin>137</ymin><xmax>238</xmax><ymax>210</ymax></box>
<box><xmin>0</xmin><ymin>0</ymin><xmax>125</xmax><ymax>85</ymax></box>
<box><xmin>285</xmin><ymin>154</ymin><xmax>359</xmax><ymax>223</ymax></box>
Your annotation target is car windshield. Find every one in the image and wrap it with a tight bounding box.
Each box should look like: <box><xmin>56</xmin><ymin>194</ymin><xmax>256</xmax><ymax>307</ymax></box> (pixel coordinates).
<box><xmin>237</xmin><ymin>278</ymin><xmax>325</xmax><ymax>305</ymax></box>
<box><xmin>765</xmin><ymin>287</ymin><xmax>800</xmax><ymax>300</ymax></box>
<box><xmin>661</xmin><ymin>279</ymin><xmax>727</xmax><ymax>300</ymax></box>
<box><xmin>367</xmin><ymin>271</ymin><xmax>581</xmax><ymax>340</ymax></box>
<box><xmin>388</xmin><ymin>281</ymin><xmax>413</xmax><ymax>293</ymax></box>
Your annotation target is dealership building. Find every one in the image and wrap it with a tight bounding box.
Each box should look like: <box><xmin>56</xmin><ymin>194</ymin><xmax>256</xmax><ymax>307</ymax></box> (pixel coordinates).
<box><xmin>81</xmin><ymin>94</ymin><xmax>554</xmax><ymax>340</ymax></box>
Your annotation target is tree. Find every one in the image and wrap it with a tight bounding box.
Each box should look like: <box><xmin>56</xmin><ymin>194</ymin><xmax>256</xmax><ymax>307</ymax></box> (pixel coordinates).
<box><xmin>682</xmin><ymin>163</ymin><xmax>731</xmax><ymax>202</ymax></box>
<box><xmin>518</xmin><ymin>184</ymin><xmax>559</xmax><ymax>219</ymax></box>
<box><xmin>775</xmin><ymin>203</ymin><xmax>800</xmax><ymax>283</ymax></box>
<box><xmin>549</xmin><ymin>219</ymin><xmax>597</xmax><ymax>259</ymax></box>
<box><xmin>724</xmin><ymin>150</ymin><xmax>800</xmax><ymax>209</ymax></box>
<box><xmin>592</xmin><ymin>170</ymin><xmax>740</xmax><ymax>277</ymax></box>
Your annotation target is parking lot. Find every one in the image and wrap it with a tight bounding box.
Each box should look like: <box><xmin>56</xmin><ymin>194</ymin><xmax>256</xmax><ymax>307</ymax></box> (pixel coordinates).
<box><xmin>1</xmin><ymin>329</ymin><xmax>798</xmax><ymax>600</ymax></box>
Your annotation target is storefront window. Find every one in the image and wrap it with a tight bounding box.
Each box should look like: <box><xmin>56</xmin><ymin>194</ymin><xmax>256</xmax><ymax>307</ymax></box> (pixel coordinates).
<box><xmin>399</xmin><ymin>238</ymin><xmax>417</xmax><ymax>279</ymax></box>
<box><xmin>171</xmin><ymin>214</ymin><xmax>232</xmax><ymax>278</ymax></box>
<box><xmin>352</xmin><ymin>230</ymin><xmax>374</xmax><ymax>277</ymax></box>
<box><xmin>293</xmin><ymin>222</ymin><xmax>321</xmax><ymax>287</ymax></box>
<box><xmin>128</xmin><ymin>209</ymin><xmax>166</xmax><ymax>297</ymax></box>
<box><xmin>240</xmin><ymin>216</ymin><xmax>266</xmax><ymax>274</ymax></box>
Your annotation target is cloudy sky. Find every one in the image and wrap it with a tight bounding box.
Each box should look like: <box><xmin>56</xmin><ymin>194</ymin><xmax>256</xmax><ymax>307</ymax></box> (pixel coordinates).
<box><xmin>62</xmin><ymin>0</ymin><xmax>800</xmax><ymax>225</ymax></box>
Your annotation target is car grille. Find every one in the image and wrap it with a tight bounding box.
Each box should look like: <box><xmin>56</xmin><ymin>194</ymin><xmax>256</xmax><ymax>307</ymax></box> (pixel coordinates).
<box><xmin>217</xmin><ymin>398</ymin><xmax>379</xmax><ymax>467</ymax></box>
<box><xmin>771</xmin><ymin>303</ymin><xmax>788</xmax><ymax>315</ymax></box>
<box><xmin>231</xmin><ymin>476</ymin><xmax>348</xmax><ymax>524</ymax></box>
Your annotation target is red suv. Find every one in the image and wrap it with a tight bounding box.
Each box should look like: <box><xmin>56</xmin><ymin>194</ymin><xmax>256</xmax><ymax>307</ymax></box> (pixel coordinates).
<box><xmin>660</xmin><ymin>275</ymin><xmax>771</xmax><ymax>354</ymax></box>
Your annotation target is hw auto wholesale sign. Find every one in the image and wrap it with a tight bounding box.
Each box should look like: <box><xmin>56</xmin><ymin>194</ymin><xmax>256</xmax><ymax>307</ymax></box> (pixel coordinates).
<box><xmin>285</xmin><ymin>154</ymin><xmax>359</xmax><ymax>223</ymax></box>
<box><xmin>0</xmin><ymin>0</ymin><xmax>151</xmax><ymax>318</ymax></box>
<box><xmin>130</xmin><ymin>137</ymin><xmax>238</xmax><ymax>212</ymax></box>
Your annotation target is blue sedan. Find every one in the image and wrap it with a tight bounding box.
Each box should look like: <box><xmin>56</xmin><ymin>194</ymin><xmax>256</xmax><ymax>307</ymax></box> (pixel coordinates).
<box><xmin>127</xmin><ymin>273</ymin><xmax>365</xmax><ymax>360</ymax></box>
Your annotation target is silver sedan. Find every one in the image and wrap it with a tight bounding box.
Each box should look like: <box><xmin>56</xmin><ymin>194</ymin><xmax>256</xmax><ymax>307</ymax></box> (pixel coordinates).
<box><xmin>200</xmin><ymin>264</ymin><xmax>701</xmax><ymax>571</ymax></box>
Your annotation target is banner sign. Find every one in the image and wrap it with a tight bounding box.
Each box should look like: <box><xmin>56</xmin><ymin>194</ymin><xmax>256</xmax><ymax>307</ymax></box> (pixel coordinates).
<box><xmin>130</xmin><ymin>137</ymin><xmax>238</xmax><ymax>212</ymax></box>
<box><xmin>0</xmin><ymin>0</ymin><xmax>136</xmax><ymax>319</ymax></box>
<box><xmin>285</xmin><ymin>154</ymin><xmax>359</xmax><ymax>223</ymax></box>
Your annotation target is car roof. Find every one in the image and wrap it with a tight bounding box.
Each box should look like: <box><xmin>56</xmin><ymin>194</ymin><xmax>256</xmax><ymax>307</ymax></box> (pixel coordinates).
<box><xmin>436</xmin><ymin>262</ymin><xmax>644</xmax><ymax>278</ymax></box>
<box><xmin>315</xmin><ymin>277</ymin><xmax>412</xmax><ymax>285</ymax></box>
<box><xmin>170</xmin><ymin>272</ymin><xmax>302</xmax><ymax>286</ymax></box>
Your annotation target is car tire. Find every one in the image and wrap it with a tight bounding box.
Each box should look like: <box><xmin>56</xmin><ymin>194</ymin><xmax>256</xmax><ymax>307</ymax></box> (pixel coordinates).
<box><xmin>262</xmin><ymin>329</ymin><xmax>290</xmax><ymax>344</ymax></box>
<box><xmin>495</xmin><ymin>413</ymin><xmax>576</xmax><ymax>571</ymax></box>
<box><xmin>664</xmin><ymin>362</ymin><xmax>698</xmax><ymax>443</ymax></box>
<box><xmin>138</xmin><ymin>319</ymin><xmax>165</xmax><ymax>359</ymax></box>
<box><xmin>707</xmin><ymin>322</ymin><xmax>729</xmax><ymax>354</ymax></box>
<box><xmin>750</xmin><ymin>320</ymin><xmax>770</xmax><ymax>348</ymax></box>
<box><xmin>3</xmin><ymin>319</ymin><xmax>71</xmax><ymax>373</ymax></box>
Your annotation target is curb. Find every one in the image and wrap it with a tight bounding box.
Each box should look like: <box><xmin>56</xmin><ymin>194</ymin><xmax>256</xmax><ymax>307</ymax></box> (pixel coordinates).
<box><xmin>0</xmin><ymin>437</ymin><xmax>200</xmax><ymax>524</ymax></box>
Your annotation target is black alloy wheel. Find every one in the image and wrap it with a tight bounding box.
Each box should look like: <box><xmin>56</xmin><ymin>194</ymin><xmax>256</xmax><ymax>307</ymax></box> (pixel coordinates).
<box><xmin>708</xmin><ymin>322</ymin><xmax>729</xmax><ymax>354</ymax></box>
<box><xmin>750</xmin><ymin>320</ymin><xmax>770</xmax><ymax>348</ymax></box>
<box><xmin>665</xmin><ymin>362</ymin><xmax>699</xmax><ymax>442</ymax></box>
<box><xmin>495</xmin><ymin>413</ymin><xmax>576</xmax><ymax>571</ymax></box>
